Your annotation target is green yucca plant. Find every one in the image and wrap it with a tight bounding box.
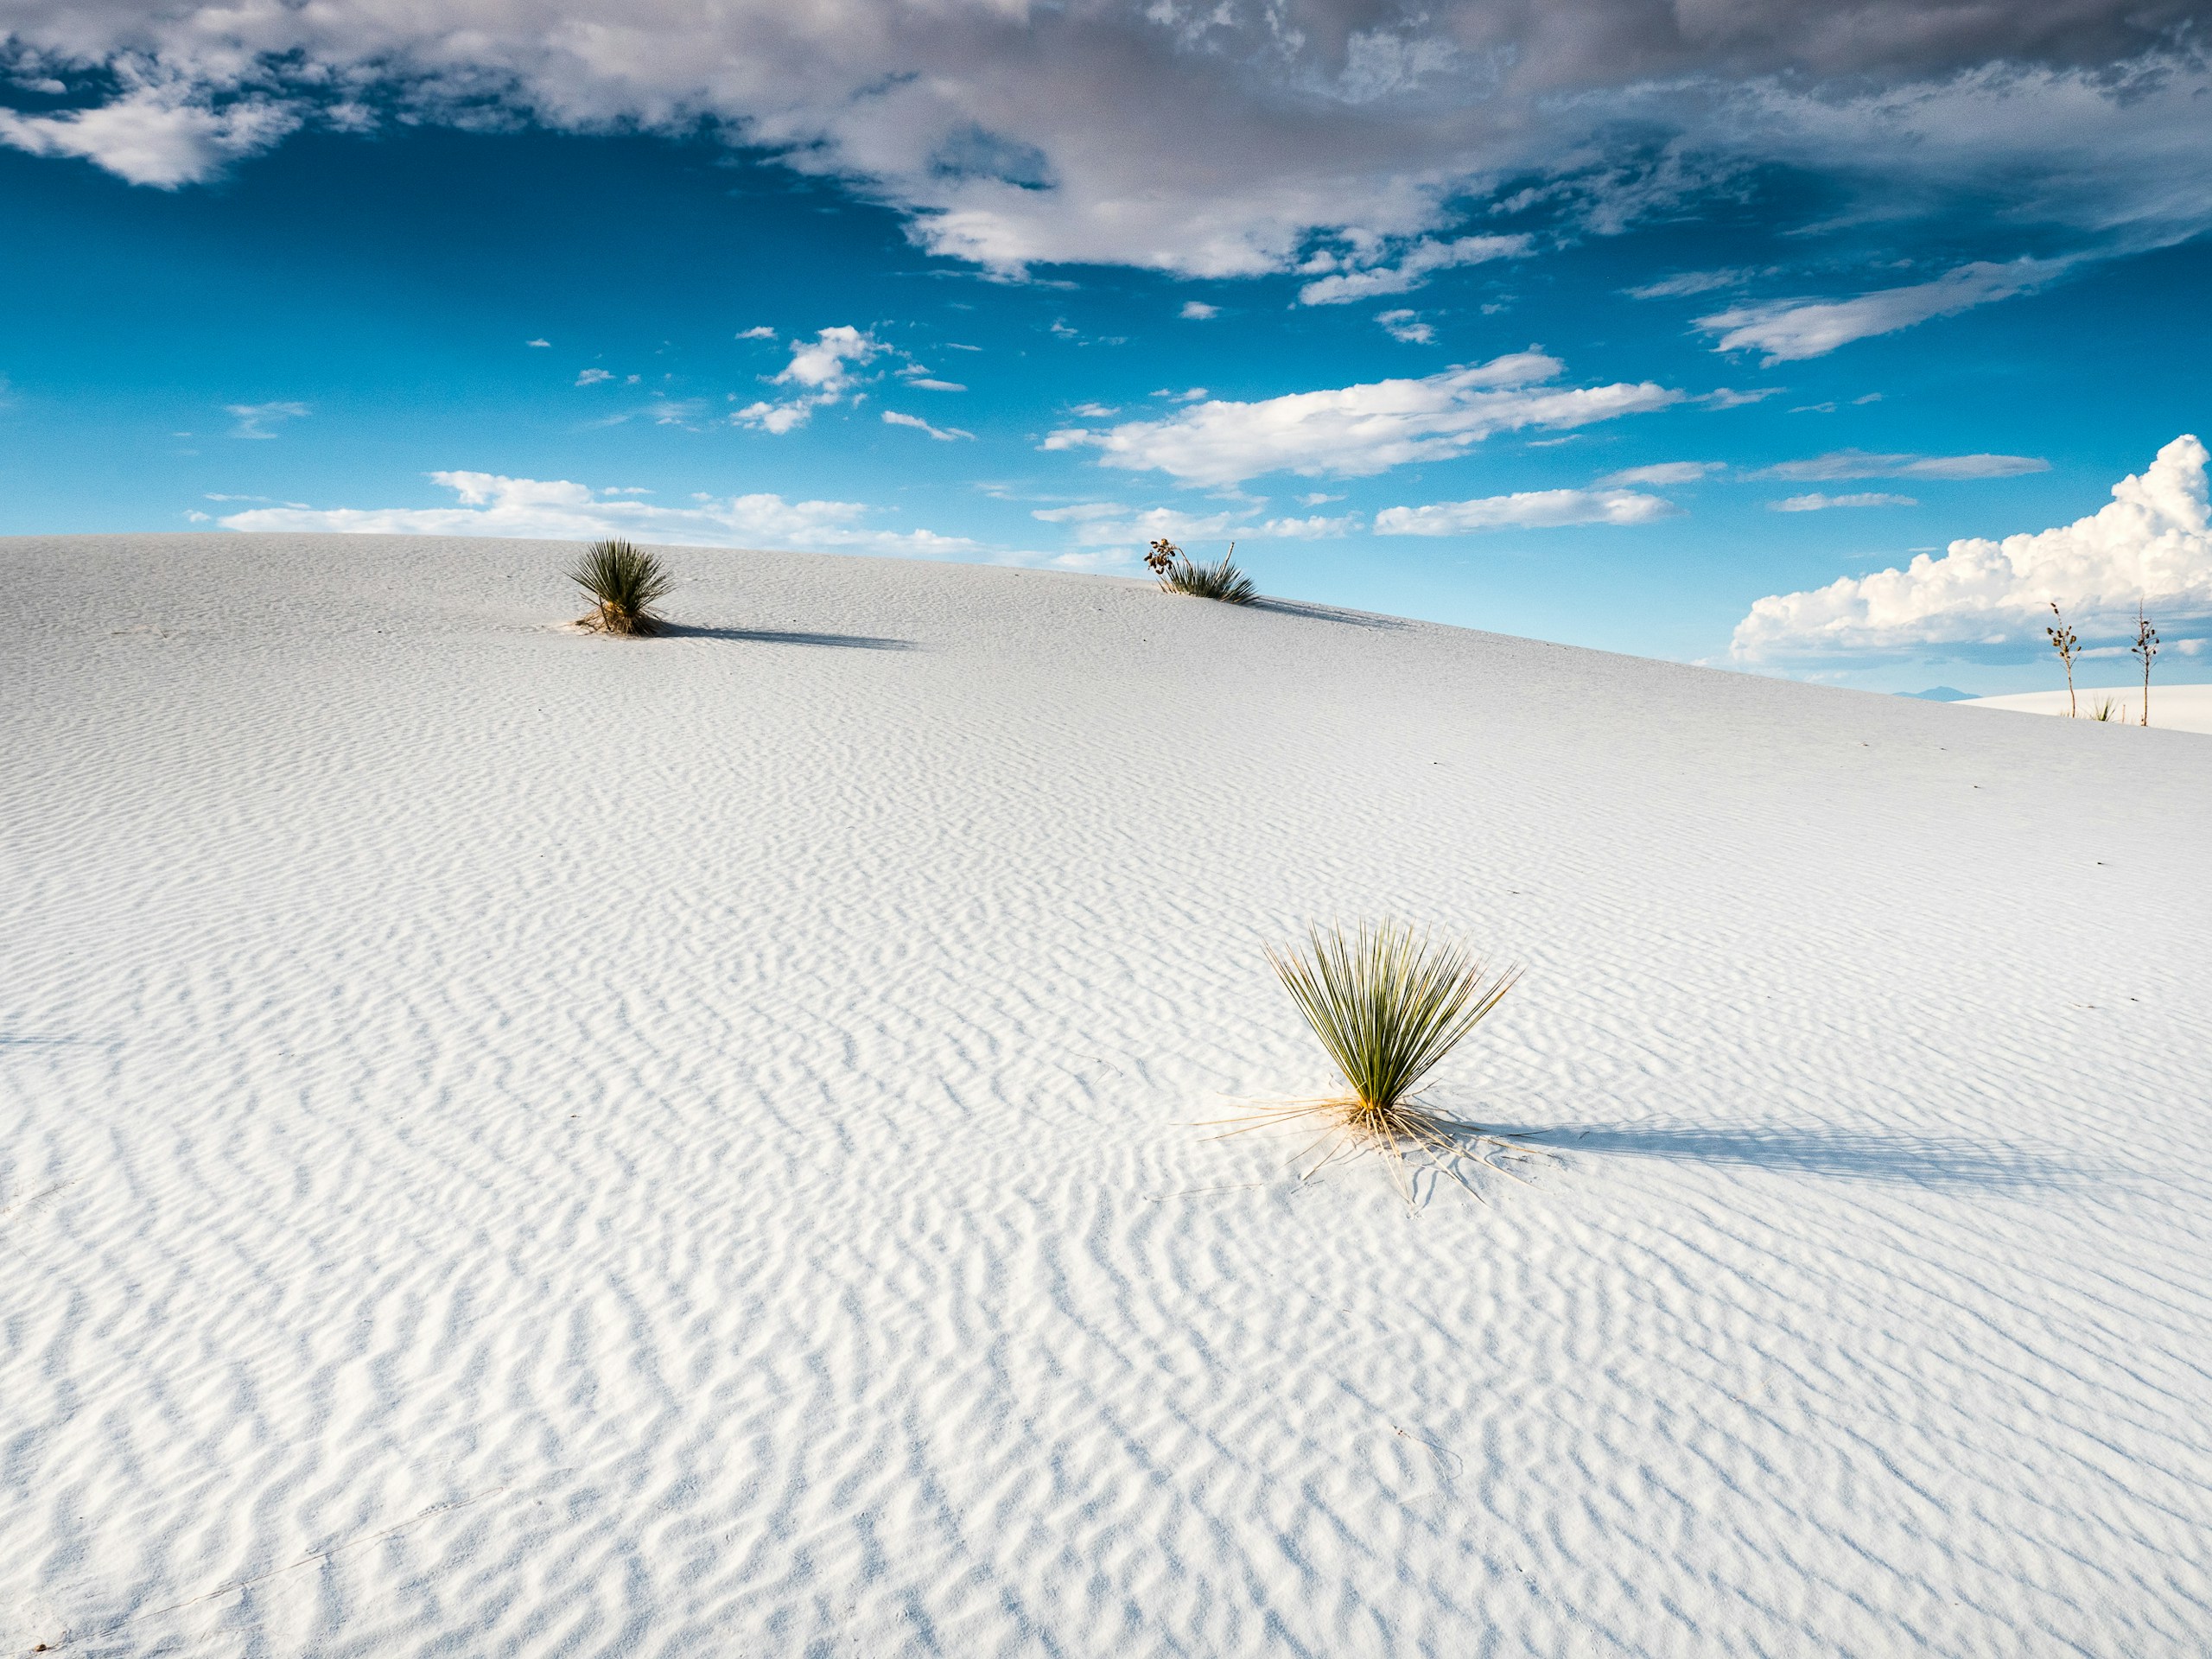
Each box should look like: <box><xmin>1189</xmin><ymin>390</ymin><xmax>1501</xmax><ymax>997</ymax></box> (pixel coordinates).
<box><xmin>1147</xmin><ymin>538</ymin><xmax>1258</xmax><ymax>604</ymax></box>
<box><xmin>1220</xmin><ymin>920</ymin><xmax>1529</xmax><ymax>1204</ymax></box>
<box><xmin>569</xmin><ymin>538</ymin><xmax>675</xmax><ymax>635</ymax></box>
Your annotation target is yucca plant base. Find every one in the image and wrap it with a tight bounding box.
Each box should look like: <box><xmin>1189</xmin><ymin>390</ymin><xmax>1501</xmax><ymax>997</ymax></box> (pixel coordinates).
<box><xmin>1219</xmin><ymin>920</ymin><xmax>1541</xmax><ymax>1204</ymax></box>
<box><xmin>569</xmin><ymin>538</ymin><xmax>675</xmax><ymax>636</ymax></box>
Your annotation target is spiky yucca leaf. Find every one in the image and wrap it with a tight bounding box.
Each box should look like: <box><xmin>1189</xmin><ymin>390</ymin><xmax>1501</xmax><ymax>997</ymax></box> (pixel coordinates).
<box><xmin>1226</xmin><ymin>920</ymin><xmax>1528</xmax><ymax>1205</ymax></box>
<box><xmin>569</xmin><ymin>539</ymin><xmax>675</xmax><ymax>635</ymax></box>
<box><xmin>1270</xmin><ymin>920</ymin><xmax>1518</xmax><ymax>1110</ymax></box>
<box><xmin>1160</xmin><ymin>548</ymin><xmax>1258</xmax><ymax>604</ymax></box>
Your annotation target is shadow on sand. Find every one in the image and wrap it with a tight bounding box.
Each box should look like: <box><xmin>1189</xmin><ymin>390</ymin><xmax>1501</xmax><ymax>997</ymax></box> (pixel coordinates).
<box><xmin>661</xmin><ymin>625</ymin><xmax>918</xmax><ymax>650</ymax></box>
<box><xmin>1481</xmin><ymin>1119</ymin><xmax>2080</xmax><ymax>1191</ymax></box>
<box><xmin>1249</xmin><ymin>598</ymin><xmax>1409</xmax><ymax>630</ymax></box>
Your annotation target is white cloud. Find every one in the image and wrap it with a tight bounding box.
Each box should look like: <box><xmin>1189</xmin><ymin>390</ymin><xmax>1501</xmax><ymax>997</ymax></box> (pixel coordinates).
<box><xmin>1374</xmin><ymin>487</ymin><xmax>1679</xmax><ymax>534</ymax></box>
<box><xmin>1696</xmin><ymin>258</ymin><xmax>2070</xmax><ymax>363</ymax></box>
<box><xmin>1033</xmin><ymin>501</ymin><xmax>1353</xmax><ymax>548</ymax></box>
<box><xmin>1702</xmin><ymin>387</ymin><xmax>1784</xmax><ymax>410</ymax></box>
<box><xmin>1297</xmin><ymin>235</ymin><xmax>1533</xmax><ymax>306</ymax></box>
<box><xmin>734</xmin><ymin>325</ymin><xmax>879</xmax><ymax>432</ymax></box>
<box><xmin>1759</xmin><ymin>449</ymin><xmax>2048</xmax><ymax>480</ymax></box>
<box><xmin>1768</xmin><ymin>491</ymin><xmax>1916</xmax><ymax>512</ymax></box>
<box><xmin>1044</xmin><ymin>352</ymin><xmax>1679</xmax><ymax>487</ymax></box>
<box><xmin>216</xmin><ymin>470</ymin><xmax>986</xmax><ymax>556</ymax></box>
<box><xmin>1376</xmin><ymin>309</ymin><xmax>1434</xmax><ymax>344</ymax></box>
<box><xmin>882</xmin><ymin>410</ymin><xmax>973</xmax><ymax>442</ymax></box>
<box><xmin>1179</xmin><ymin>301</ymin><xmax>1219</xmax><ymax>320</ymax></box>
<box><xmin>1</xmin><ymin>3</ymin><xmax>2208</xmax><ymax>292</ymax></box>
<box><xmin>575</xmin><ymin>368</ymin><xmax>613</xmax><ymax>386</ymax></box>
<box><xmin>226</xmin><ymin>400</ymin><xmax>309</xmax><ymax>439</ymax></box>
<box><xmin>1733</xmin><ymin>434</ymin><xmax>2212</xmax><ymax>657</ymax></box>
<box><xmin>526</xmin><ymin>338</ymin><xmax>550</xmax><ymax>347</ymax></box>
<box><xmin>0</xmin><ymin>86</ymin><xmax>296</xmax><ymax>188</ymax></box>
<box><xmin>902</xmin><ymin>377</ymin><xmax>967</xmax><ymax>391</ymax></box>
<box><xmin>1600</xmin><ymin>461</ymin><xmax>1722</xmax><ymax>486</ymax></box>
<box><xmin>1628</xmin><ymin>269</ymin><xmax>1758</xmax><ymax>299</ymax></box>
<box><xmin>736</xmin><ymin>326</ymin><xmax>777</xmax><ymax>340</ymax></box>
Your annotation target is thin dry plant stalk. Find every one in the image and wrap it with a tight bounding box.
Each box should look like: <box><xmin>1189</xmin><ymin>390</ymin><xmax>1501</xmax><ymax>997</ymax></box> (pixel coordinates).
<box><xmin>1209</xmin><ymin>920</ymin><xmax>1539</xmax><ymax>1206</ymax></box>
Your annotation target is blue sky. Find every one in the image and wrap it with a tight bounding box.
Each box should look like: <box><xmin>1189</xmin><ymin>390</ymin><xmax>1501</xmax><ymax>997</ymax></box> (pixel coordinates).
<box><xmin>3</xmin><ymin>1</ymin><xmax>2211</xmax><ymax>691</ymax></box>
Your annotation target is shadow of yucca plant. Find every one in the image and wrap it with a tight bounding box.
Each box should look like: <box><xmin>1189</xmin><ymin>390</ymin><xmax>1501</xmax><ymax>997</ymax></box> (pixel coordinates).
<box><xmin>1218</xmin><ymin>920</ymin><xmax>1532</xmax><ymax>1205</ymax></box>
<box><xmin>570</xmin><ymin>539</ymin><xmax>675</xmax><ymax>635</ymax></box>
<box><xmin>1147</xmin><ymin>538</ymin><xmax>1257</xmax><ymax>604</ymax></box>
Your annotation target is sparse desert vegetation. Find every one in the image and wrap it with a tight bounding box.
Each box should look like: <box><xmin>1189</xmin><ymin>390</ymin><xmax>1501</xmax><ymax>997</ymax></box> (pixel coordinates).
<box><xmin>1224</xmin><ymin>919</ymin><xmax>1529</xmax><ymax>1204</ymax></box>
<box><xmin>570</xmin><ymin>538</ymin><xmax>675</xmax><ymax>635</ymax></box>
<box><xmin>1146</xmin><ymin>538</ymin><xmax>1257</xmax><ymax>604</ymax></box>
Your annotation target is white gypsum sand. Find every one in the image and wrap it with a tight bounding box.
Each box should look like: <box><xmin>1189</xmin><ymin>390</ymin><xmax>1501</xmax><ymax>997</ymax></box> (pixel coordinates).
<box><xmin>3</xmin><ymin>532</ymin><xmax>2210</xmax><ymax>1656</ymax></box>
<box><xmin>1967</xmin><ymin>683</ymin><xmax>2212</xmax><ymax>734</ymax></box>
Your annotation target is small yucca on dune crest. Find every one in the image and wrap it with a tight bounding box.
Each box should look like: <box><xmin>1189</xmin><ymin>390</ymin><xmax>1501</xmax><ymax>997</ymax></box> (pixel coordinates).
<box><xmin>1220</xmin><ymin>919</ymin><xmax>1534</xmax><ymax>1205</ymax></box>
<box><xmin>1147</xmin><ymin>538</ymin><xmax>1258</xmax><ymax>604</ymax></box>
<box><xmin>569</xmin><ymin>539</ymin><xmax>675</xmax><ymax>635</ymax></box>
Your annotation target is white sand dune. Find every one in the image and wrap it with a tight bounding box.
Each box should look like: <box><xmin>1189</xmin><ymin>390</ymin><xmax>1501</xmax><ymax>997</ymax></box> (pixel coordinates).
<box><xmin>4</xmin><ymin>533</ymin><xmax>2211</xmax><ymax>1658</ymax></box>
<box><xmin>1967</xmin><ymin>683</ymin><xmax>2212</xmax><ymax>734</ymax></box>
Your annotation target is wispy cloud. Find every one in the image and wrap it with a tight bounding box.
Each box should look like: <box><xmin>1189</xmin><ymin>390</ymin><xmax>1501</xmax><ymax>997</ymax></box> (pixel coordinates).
<box><xmin>1734</xmin><ymin>434</ymin><xmax>2212</xmax><ymax>657</ymax></box>
<box><xmin>1768</xmin><ymin>491</ymin><xmax>1916</xmax><ymax>512</ymax></box>
<box><xmin>1298</xmin><ymin>235</ymin><xmax>1533</xmax><ymax>306</ymax></box>
<box><xmin>1696</xmin><ymin>258</ymin><xmax>2071</xmax><ymax>363</ymax></box>
<box><xmin>1628</xmin><ymin>269</ymin><xmax>1760</xmax><ymax>300</ymax></box>
<box><xmin>1045</xmin><ymin>353</ymin><xmax>1678</xmax><ymax>487</ymax></box>
<box><xmin>1758</xmin><ymin>449</ymin><xmax>2049</xmax><ymax>480</ymax></box>
<box><xmin>1375</xmin><ymin>487</ymin><xmax>1679</xmax><ymax>535</ymax></box>
<box><xmin>1599</xmin><ymin>461</ymin><xmax>1723</xmax><ymax>486</ymax></box>
<box><xmin>1179</xmin><ymin>301</ymin><xmax>1219</xmax><ymax>320</ymax></box>
<box><xmin>882</xmin><ymin>410</ymin><xmax>974</xmax><ymax>442</ymax></box>
<box><xmin>226</xmin><ymin>400</ymin><xmax>310</xmax><ymax>439</ymax></box>
<box><xmin>1033</xmin><ymin>501</ymin><xmax>1353</xmax><ymax>547</ymax></box>
<box><xmin>217</xmin><ymin>470</ymin><xmax>986</xmax><ymax>556</ymax></box>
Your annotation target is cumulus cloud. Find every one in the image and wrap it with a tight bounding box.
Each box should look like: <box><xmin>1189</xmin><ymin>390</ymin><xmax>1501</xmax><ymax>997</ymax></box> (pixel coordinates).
<box><xmin>1768</xmin><ymin>491</ymin><xmax>1916</xmax><ymax>511</ymax></box>
<box><xmin>0</xmin><ymin>85</ymin><xmax>296</xmax><ymax>187</ymax></box>
<box><xmin>575</xmin><ymin>368</ymin><xmax>613</xmax><ymax>386</ymax></box>
<box><xmin>1297</xmin><ymin>234</ymin><xmax>1534</xmax><ymax>305</ymax></box>
<box><xmin>1376</xmin><ymin>308</ymin><xmax>1434</xmax><ymax>344</ymax></box>
<box><xmin>1179</xmin><ymin>301</ymin><xmax>1219</xmax><ymax>320</ymax></box>
<box><xmin>1759</xmin><ymin>449</ymin><xmax>2050</xmax><ymax>480</ymax></box>
<box><xmin>5</xmin><ymin>0</ymin><xmax>2204</xmax><ymax>284</ymax></box>
<box><xmin>1733</xmin><ymin>434</ymin><xmax>2212</xmax><ymax>657</ymax></box>
<box><xmin>734</xmin><ymin>325</ymin><xmax>879</xmax><ymax>433</ymax></box>
<box><xmin>226</xmin><ymin>400</ymin><xmax>308</xmax><ymax>438</ymax></box>
<box><xmin>217</xmin><ymin>470</ymin><xmax>986</xmax><ymax>556</ymax></box>
<box><xmin>1375</xmin><ymin>487</ymin><xmax>1679</xmax><ymax>534</ymax></box>
<box><xmin>1696</xmin><ymin>258</ymin><xmax>2071</xmax><ymax>362</ymax></box>
<box><xmin>1044</xmin><ymin>352</ymin><xmax>1679</xmax><ymax>487</ymax></box>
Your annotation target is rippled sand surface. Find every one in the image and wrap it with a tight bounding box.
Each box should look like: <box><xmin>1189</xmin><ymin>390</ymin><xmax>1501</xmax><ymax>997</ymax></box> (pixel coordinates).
<box><xmin>4</xmin><ymin>534</ymin><xmax>2209</xmax><ymax>1656</ymax></box>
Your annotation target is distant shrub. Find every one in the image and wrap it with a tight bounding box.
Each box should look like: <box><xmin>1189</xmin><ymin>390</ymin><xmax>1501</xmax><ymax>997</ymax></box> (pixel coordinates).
<box><xmin>2045</xmin><ymin>601</ymin><xmax>2079</xmax><ymax>717</ymax></box>
<box><xmin>2132</xmin><ymin>604</ymin><xmax>2159</xmax><ymax>727</ymax></box>
<box><xmin>570</xmin><ymin>539</ymin><xmax>674</xmax><ymax>635</ymax></box>
<box><xmin>1219</xmin><ymin>920</ymin><xmax>1532</xmax><ymax>1205</ymax></box>
<box><xmin>1147</xmin><ymin>538</ymin><xmax>1257</xmax><ymax>605</ymax></box>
